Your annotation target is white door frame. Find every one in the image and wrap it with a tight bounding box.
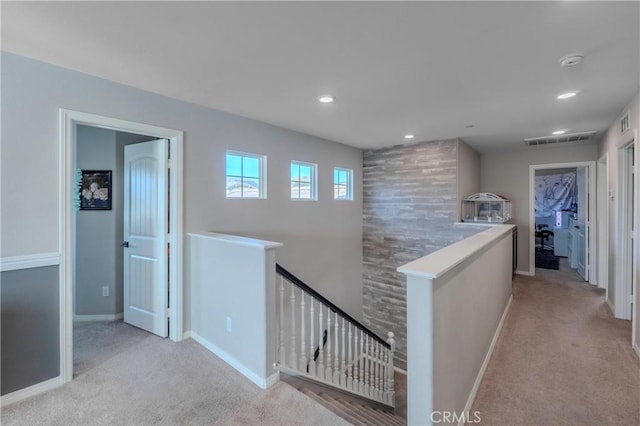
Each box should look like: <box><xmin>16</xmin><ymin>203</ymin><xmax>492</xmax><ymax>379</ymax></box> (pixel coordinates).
<box><xmin>59</xmin><ymin>109</ymin><xmax>184</xmax><ymax>383</ymax></box>
<box><xmin>615</xmin><ymin>129</ymin><xmax>637</xmax><ymax>327</ymax></box>
<box><xmin>529</xmin><ymin>161</ymin><xmax>597</xmax><ymax>281</ymax></box>
<box><xmin>597</xmin><ymin>153</ymin><xmax>609</xmax><ymax>292</ymax></box>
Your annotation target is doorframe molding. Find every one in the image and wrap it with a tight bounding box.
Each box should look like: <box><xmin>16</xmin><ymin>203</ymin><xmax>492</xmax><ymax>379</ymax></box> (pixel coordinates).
<box><xmin>528</xmin><ymin>161</ymin><xmax>597</xmax><ymax>280</ymax></box>
<box><xmin>596</xmin><ymin>153</ymin><xmax>609</xmax><ymax>292</ymax></box>
<box><xmin>614</xmin><ymin>128</ymin><xmax>637</xmax><ymax>326</ymax></box>
<box><xmin>59</xmin><ymin>109</ymin><xmax>184</xmax><ymax>384</ymax></box>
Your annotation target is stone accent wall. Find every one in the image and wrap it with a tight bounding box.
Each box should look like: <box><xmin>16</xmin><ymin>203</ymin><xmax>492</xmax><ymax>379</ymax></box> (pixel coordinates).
<box><xmin>362</xmin><ymin>139</ymin><xmax>479</xmax><ymax>369</ymax></box>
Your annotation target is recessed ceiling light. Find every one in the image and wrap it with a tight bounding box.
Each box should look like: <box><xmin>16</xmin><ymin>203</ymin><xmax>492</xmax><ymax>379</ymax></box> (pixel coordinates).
<box><xmin>318</xmin><ymin>95</ymin><xmax>334</xmax><ymax>104</ymax></box>
<box><xmin>557</xmin><ymin>92</ymin><xmax>578</xmax><ymax>100</ymax></box>
<box><xmin>552</xmin><ymin>129</ymin><xmax>567</xmax><ymax>135</ymax></box>
<box><xmin>404</xmin><ymin>134</ymin><xmax>415</xmax><ymax>140</ymax></box>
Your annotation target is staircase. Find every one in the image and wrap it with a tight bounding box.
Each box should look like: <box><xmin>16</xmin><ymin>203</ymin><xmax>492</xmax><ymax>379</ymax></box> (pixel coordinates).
<box><xmin>280</xmin><ymin>372</ymin><xmax>406</xmax><ymax>426</ymax></box>
<box><xmin>298</xmin><ymin>386</ymin><xmax>405</xmax><ymax>426</ymax></box>
<box><xmin>276</xmin><ymin>264</ymin><xmax>396</xmax><ymax>409</ymax></box>
<box><xmin>276</xmin><ymin>264</ymin><xmax>404</xmax><ymax>425</ymax></box>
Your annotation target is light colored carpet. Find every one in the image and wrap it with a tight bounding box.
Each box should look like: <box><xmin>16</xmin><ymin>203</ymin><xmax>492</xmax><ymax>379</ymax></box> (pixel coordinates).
<box><xmin>1</xmin><ymin>321</ymin><xmax>348</xmax><ymax>426</ymax></box>
<box><xmin>471</xmin><ymin>265</ymin><xmax>640</xmax><ymax>425</ymax></box>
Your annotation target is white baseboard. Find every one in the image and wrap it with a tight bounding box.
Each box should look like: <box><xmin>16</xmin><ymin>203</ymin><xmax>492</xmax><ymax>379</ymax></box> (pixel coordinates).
<box><xmin>634</xmin><ymin>344</ymin><xmax>640</xmax><ymax>361</ymax></box>
<box><xmin>605</xmin><ymin>298</ymin><xmax>615</xmax><ymax>316</ymax></box>
<box><xmin>189</xmin><ymin>331</ymin><xmax>278</xmax><ymax>390</ymax></box>
<box><xmin>0</xmin><ymin>375</ymin><xmax>63</xmax><ymax>406</ymax></box>
<box><xmin>183</xmin><ymin>330</ymin><xmax>192</xmax><ymax>340</ymax></box>
<box><xmin>73</xmin><ymin>313</ymin><xmax>123</xmax><ymax>322</ymax></box>
<box><xmin>515</xmin><ymin>269</ymin><xmax>533</xmax><ymax>276</ymax></box>
<box><xmin>460</xmin><ymin>295</ymin><xmax>513</xmax><ymax>426</ymax></box>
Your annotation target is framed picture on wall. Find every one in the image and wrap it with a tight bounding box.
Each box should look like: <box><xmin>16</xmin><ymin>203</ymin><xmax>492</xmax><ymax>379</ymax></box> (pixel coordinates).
<box><xmin>80</xmin><ymin>170</ymin><xmax>112</xmax><ymax>210</ymax></box>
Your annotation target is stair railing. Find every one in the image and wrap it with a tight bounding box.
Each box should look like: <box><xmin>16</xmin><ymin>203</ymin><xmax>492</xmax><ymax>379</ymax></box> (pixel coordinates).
<box><xmin>276</xmin><ymin>264</ymin><xmax>395</xmax><ymax>408</ymax></box>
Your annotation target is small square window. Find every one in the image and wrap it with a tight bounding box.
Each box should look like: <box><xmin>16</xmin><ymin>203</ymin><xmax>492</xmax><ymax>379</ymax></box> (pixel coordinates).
<box><xmin>226</xmin><ymin>151</ymin><xmax>266</xmax><ymax>199</ymax></box>
<box><xmin>334</xmin><ymin>167</ymin><xmax>353</xmax><ymax>200</ymax></box>
<box><xmin>291</xmin><ymin>161</ymin><xmax>317</xmax><ymax>200</ymax></box>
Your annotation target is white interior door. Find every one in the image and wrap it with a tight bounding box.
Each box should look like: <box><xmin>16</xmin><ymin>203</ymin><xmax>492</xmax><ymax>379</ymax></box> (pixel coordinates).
<box><xmin>123</xmin><ymin>139</ymin><xmax>168</xmax><ymax>337</ymax></box>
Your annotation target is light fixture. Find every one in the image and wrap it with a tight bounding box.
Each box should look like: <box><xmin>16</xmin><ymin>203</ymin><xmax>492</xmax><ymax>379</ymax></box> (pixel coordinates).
<box><xmin>557</xmin><ymin>91</ymin><xmax>578</xmax><ymax>100</ymax></box>
<box><xmin>318</xmin><ymin>95</ymin><xmax>334</xmax><ymax>104</ymax></box>
<box><xmin>552</xmin><ymin>129</ymin><xmax>567</xmax><ymax>135</ymax></box>
<box><xmin>404</xmin><ymin>134</ymin><xmax>415</xmax><ymax>140</ymax></box>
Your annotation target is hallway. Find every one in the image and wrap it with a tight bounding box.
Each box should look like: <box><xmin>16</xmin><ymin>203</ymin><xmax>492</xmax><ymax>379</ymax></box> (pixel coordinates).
<box><xmin>471</xmin><ymin>267</ymin><xmax>640</xmax><ymax>425</ymax></box>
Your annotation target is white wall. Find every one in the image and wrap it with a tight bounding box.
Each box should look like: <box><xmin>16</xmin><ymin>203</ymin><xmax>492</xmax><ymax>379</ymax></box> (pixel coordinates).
<box><xmin>597</xmin><ymin>90</ymin><xmax>639</xmax><ymax>345</ymax></box>
<box><xmin>0</xmin><ymin>52</ymin><xmax>364</xmax><ymax>333</ymax></box>
<box><xmin>457</xmin><ymin>140</ymin><xmax>481</xmax><ymax>221</ymax></box>
<box><xmin>188</xmin><ymin>233</ymin><xmax>280</xmax><ymax>388</ymax></box>
<box><xmin>481</xmin><ymin>144</ymin><xmax>598</xmax><ymax>273</ymax></box>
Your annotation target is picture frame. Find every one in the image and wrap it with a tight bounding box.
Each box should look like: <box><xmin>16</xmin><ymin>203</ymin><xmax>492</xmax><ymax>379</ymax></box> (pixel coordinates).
<box><xmin>80</xmin><ymin>170</ymin><xmax>112</xmax><ymax>210</ymax></box>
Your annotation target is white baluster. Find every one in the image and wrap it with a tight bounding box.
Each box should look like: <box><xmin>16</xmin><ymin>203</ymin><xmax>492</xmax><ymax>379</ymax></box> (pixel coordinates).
<box><xmin>300</xmin><ymin>292</ymin><xmax>307</xmax><ymax>371</ymax></box>
<box><xmin>359</xmin><ymin>329</ymin><xmax>365</xmax><ymax>394</ymax></box>
<box><xmin>333</xmin><ymin>311</ymin><xmax>339</xmax><ymax>383</ymax></box>
<box><xmin>339</xmin><ymin>317</ymin><xmax>346</xmax><ymax>385</ymax></box>
<box><xmin>317</xmin><ymin>304</ymin><xmax>324</xmax><ymax>378</ymax></box>
<box><xmin>369</xmin><ymin>338</ymin><xmax>377</xmax><ymax>398</ymax></box>
<box><xmin>381</xmin><ymin>347</ymin><xmax>388</xmax><ymax>398</ymax></box>
<box><xmin>363</xmin><ymin>332</ymin><xmax>369</xmax><ymax>395</ymax></box>
<box><xmin>289</xmin><ymin>283</ymin><xmax>297</xmax><ymax>369</ymax></box>
<box><xmin>375</xmin><ymin>341</ymin><xmax>381</xmax><ymax>400</ymax></box>
<box><xmin>278</xmin><ymin>276</ymin><xmax>286</xmax><ymax>365</ymax></box>
<box><xmin>353</xmin><ymin>326</ymin><xmax>359</xmax><ymax>391</ymax></box>
<box><xmin>309</xmin><ymin>296</ymin><xmax>316</xmax><ymax>376</ymax></box>
<box><xmin>346</xmin><ymin>322</ymin><xmax>353</xmax><ymax>389</ymax></box>
<box><xmin>387</xmin><ymin>331</ymin><xmax>396</xmax><ymax>405</ymax></box>
<box><xmin>325</xmin><ymin>306</ymin><xmax>333</xmax><ymax>382</ymax></box>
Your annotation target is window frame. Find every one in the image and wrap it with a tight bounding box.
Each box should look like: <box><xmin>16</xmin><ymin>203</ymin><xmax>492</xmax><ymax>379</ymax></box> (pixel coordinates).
<box><xmin>290</xmin><ymin>160</ymin><xmax>318</xmax><ymax>201</ymax></box>
<box><xmin>225</xmin><ymin>150</ymin><xmax>267</xmax><ymax>199</ymax></box>
<box><xmin>333</xmin><ymin>167</ymin><xmax>354</xmax><ymax>201</ymax></box>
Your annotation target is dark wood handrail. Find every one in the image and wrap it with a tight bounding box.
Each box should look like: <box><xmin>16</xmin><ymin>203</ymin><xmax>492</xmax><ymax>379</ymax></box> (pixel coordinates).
<box><xmin>276</xmin><ymin>263</ymin><xmax>391</xmax><ymax>349</ymax></box>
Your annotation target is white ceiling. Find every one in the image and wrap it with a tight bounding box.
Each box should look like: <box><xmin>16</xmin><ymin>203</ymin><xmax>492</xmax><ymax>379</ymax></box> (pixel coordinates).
<box><xmin>2</xmin><ymin>1</ymin><xmax>639</xmax><ymax>152</ymax></box>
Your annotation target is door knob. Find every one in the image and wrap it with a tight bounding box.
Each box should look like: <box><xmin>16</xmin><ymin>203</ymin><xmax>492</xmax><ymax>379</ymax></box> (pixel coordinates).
<box><xmin>121</xmin><ymin>241</ymin><xmax>129</xmax><ymax>248</ymax></box>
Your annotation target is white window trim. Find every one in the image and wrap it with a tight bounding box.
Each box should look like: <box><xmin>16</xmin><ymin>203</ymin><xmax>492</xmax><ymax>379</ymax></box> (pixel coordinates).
<box><xmin>334</xmin><ymin>167</ymin><xmax>354</xmax><ymax>201</ymax></box>
<box><xmin>226</xmin><ymin>150</ymin><xmax>267</xmax><ymax>199</ymax></box>
<box><xmin>290</xmin><ymin>160</ymin><xmax>318</xmax><ymax>201</ymax></box>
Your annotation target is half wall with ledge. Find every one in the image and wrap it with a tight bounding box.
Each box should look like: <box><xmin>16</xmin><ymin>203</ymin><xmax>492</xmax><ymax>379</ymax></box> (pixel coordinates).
<box><xmin>398</xmin><ymin>224</ymin><xmax>515</xmax><ymax>426</ymax></box>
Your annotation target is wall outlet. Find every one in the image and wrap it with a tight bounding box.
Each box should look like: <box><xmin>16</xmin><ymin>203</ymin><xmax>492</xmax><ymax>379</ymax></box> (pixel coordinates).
<box><xmin>102</xmin><ymin>286</ymin><xmax>109</xmax><ymax>297</ymax></box>
<box><xmin>226</xmin><ymin>316</ymin><xmax>232</xmax><ymax>333</ymax></box>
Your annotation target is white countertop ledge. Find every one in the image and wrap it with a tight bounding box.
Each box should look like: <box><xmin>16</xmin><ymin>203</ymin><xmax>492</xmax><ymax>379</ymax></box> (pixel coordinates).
<box><xmin>397</xmin><ymin>224</ymin><xmax>515</xmax><ymax>280</ymax></box>
<box><xmin>188</xmin><ymin>232</ymin><xmax>283</xmax><ymax>250</ymax></box>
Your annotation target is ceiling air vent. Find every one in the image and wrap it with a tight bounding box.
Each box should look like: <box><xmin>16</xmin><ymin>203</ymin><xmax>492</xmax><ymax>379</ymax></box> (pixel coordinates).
<box><xmin>524</xmin><ymin>131</ymin><xmax>597</xmax><ymax>147</ymax></box>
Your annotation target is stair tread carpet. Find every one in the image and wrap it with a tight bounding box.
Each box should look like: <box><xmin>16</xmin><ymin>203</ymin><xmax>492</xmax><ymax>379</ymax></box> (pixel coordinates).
<box><xmin>299</xmin><ymin>386</ymin><xmax>406</xmax><ymax>426</ymax></box>
<box><xmin>318</xmin><ymin>393</ymin><xmax>377</xmax><ymax>425</ymax></box>
<box><xmin>306</xmin><ymin>390</ymin><xmax>371</xmax><ymax>426</ymax></box>
<box><xmin>336</xmin><ymin>398</ymin><xmax>405</xmax><ymax>426</ymax></box>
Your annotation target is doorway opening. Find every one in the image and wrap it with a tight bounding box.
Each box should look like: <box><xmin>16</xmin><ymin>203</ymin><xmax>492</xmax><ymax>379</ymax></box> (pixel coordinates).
<box><xmin>528</xmin><ymin>161</ymin><xmax>597</xmax><ymax>282</ymax></box>
<box><xmin>60</xmin><ymin>110</ymin><xmax>184</xmax><ymax>384</ymax></box>
<box><xmin>72</xmin><ymin>126</ymin><xmax>172</xmax><ymax>376</ymax></box>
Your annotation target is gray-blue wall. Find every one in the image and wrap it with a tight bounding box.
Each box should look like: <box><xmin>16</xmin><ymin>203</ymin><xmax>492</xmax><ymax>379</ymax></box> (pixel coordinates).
<box><xmin>1</xmin><ymin>266</ymin><xmax>60</xmax><ymax>395</ymax></box>
<box><xmin>1</xmin><ymin>51</ymin><xmax>364</xmax><ymax>395</ymax></box>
